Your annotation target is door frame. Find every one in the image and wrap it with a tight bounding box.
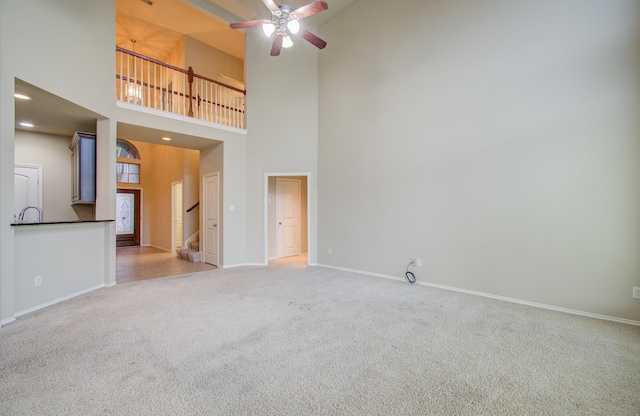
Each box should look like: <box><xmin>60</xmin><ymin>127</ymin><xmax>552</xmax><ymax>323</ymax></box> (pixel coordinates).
<box><xmin>202</xmin><ymin>172</ymin><xmax>220</xmax><ymax>267</ymax></box>
<box><xmin>171</xmin><ymin>180</ymin><xmax>184</xmax><ymax>253</ymax></box>
<box><xmin>116</xmin><ymin>188</ymin><xmax>141</xmax><ymax>247</ymax></box>
<box><xmin>264</xmin><ymin>173</ymin><xmax>311</xmax><ymax>265</ymax></box>
<box><xmin>275</xmin><ymin>177</ymin><xmax>301</xmax><ymax>258</ymax></box>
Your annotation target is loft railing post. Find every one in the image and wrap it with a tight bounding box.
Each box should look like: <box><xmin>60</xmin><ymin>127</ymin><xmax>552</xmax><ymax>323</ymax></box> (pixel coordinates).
<box><xmin>188</xmin><ymin>66</ymin><xmax>194</xmax><ymax>117</ymax></box>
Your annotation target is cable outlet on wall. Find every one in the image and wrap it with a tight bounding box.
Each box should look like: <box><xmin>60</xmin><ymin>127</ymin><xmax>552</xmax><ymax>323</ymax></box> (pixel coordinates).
<box><xmin>633</xmin><ymin>286</ymin><xmax>640</xmax><ymax>299</ymax></box>
<box><xmin>34</xmin><ymin>275</ymin><xmax>42</xmax><ymax>287</ymax></box>
<box><xmin>410</xmin><ymin>258</ymin><xmax>422</xmax><ymax>267</ymax></box>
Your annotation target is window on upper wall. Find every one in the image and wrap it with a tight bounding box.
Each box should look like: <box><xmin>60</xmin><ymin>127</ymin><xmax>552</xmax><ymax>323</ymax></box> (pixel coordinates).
<box><xmin>116</xmin><ymin>139</ymin><xmax>141</xmax><ymax>184</ymax></box>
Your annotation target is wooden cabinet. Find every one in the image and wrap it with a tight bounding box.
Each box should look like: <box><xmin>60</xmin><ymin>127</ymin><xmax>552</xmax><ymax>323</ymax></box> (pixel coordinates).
<box><xmin>70</xmin><ymin>131</ymin><xmax>96</xmax><ymax>204</ymax></box>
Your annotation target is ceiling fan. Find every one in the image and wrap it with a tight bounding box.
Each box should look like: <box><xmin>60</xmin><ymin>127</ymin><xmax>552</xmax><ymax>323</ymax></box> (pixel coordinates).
<box><xmin>230</xmin><ymin>0</ymin><xmax>328</xmax><ymax>57</ymax></box>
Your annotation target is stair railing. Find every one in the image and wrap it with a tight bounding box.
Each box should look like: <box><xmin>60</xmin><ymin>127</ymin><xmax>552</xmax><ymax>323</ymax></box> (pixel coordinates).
<box><xmin>116</xmin><ymin>47</ymin><xmax>246</xmax><ymax>129</ymax></box>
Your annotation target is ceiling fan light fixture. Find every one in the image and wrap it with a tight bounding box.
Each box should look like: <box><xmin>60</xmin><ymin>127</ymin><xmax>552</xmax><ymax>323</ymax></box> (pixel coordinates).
<box><xmin>283</xmin><ymin>36</ymin><xmax>293</xmax><ymax>48</ymax></box>
<box><xmin>287</xmin><ymin>19</ymin><xmax>300</xmax><ymax>34</ymax></box>
<box><xmin>262</xmin><ymin>23</ymin><xmax>276</xmax><ymax>37</ymax></box>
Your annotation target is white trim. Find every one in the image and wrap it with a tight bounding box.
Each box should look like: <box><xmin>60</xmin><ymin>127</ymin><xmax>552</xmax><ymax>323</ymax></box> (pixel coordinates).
<box><xmin>264</xmin><ymin>173</ymin><xmax>311</xmax><ymax>266</ymax></box>
<box><xmin>317</xmin><ymin>264</ymin><xmax>640</xmax><ymax>327</ymax></box>
<box><xmin>1</xmin><ymin>317</ymin><xmax>16</xmax><ymax>327</ymax></box>
<box><xmin>12</xmin><ymin>284</ymin><xmax>106</xmax><ymax>320</ymax></box>
<box><xmin>149</xmin><ymin>244</ymin><xmax>171</xmax><ymax>252</ymax></box>
<box><xmin>116</xmin><ymin>101</ymin><xmax>247</xmax><ymax>134</ymax></box>
<box><xmin>223</xmin><ymin>263</ymin><xmax>267</xmax><ymax>269</ymax></box>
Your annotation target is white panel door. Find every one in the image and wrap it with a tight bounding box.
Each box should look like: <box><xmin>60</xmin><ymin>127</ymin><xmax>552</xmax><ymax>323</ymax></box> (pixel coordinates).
<box><xmin>203</xmin><ymin>173</ymin><xmax>219</xmax><ymax>266</ymax></box>
<box><xmin>172</xmin><ymin>181</ymin><xmax>184</xmax><ymax>250</ymax></box>
<box><xmin>14</xmin><ymin>164</ymin><xmax>42</xmax><ymax>222</ymax></box>
<box><xmin>276</xmin><ymin>178</ymin><xmax>301</xmax><ymax>258</ymax></box>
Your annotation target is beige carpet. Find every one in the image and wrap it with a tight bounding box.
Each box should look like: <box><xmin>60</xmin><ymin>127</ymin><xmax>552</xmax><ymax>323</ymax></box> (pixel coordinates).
<box><xmin>1</xmin><ymin>264</ymin><xmax>639</xmax><ymax>415</ymax></box>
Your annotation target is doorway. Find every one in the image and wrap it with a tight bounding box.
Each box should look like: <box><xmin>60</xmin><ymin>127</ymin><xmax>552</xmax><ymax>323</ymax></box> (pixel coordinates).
<box><xmin>116</xmin><ymin>188</ymin><xmax>141</xmax><ymax>247</ymax></box>
<box><xmin>171</xmin><ymin>180</ymin><xmax>184</xmax><ymax>252</ymax></box>
<box><xmin>202</xmin><ymin>172</ymin><xmax>219</xmax><ymax>266</ymax></box>
<box><xmin>265</xmin><ymin>174</ymin><xmax>309</xmax><ymax>265</ymax></box>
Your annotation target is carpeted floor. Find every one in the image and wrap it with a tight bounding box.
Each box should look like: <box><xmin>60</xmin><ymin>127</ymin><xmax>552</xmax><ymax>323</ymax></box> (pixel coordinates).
<box><xmin>1</xmin><ymin>264</ymin><xmax>639</xmax><ymax>415</ymax></box>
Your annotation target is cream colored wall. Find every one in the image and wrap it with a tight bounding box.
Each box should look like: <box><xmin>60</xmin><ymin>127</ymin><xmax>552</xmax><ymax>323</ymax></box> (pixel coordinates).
<box><xmin>147</xmin><ymin>145</ymin><xmax>186</xmax><ymax>251</ymax></box>
<box><xmin>183</xmin><ymin>149</ymin><xmax>200</xmax><ymax>242</ymax></box>
<box><xmin>184</xmin><ymin>37</ymin><xmax>244</xmax><ymax>83</ymax></box>
<box><xmin>14</xmin><ymin>130</ymin><xmax>92</xmax><ymax>222</ymax></box>
<box><xmin>1</xmin><ymin>0</ymin><xmax>116</xmax><ymax>324</ymax></box>
<box><xmin>244</xmin><ymin>30</ymin><xmax>319</xmax><ymax>264</ymax></box>
<box><xmin>318</xmin><ymin>0</ymin><xmax>640</xmax><ymax>321</ymax></box>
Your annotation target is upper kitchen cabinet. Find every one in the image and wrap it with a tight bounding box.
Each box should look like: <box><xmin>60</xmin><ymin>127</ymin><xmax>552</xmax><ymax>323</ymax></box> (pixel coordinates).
<box><xmin>70</xmin><ymin>131</ymin><xmax>96</xmax><ymax>204</ymax></box>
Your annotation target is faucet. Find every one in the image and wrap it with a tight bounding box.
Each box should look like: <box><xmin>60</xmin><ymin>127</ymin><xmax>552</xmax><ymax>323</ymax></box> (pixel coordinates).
<box><xmin>17</xmin><ymin>206</ymin><xmax>43</xmax><ymax>223</ymax></box>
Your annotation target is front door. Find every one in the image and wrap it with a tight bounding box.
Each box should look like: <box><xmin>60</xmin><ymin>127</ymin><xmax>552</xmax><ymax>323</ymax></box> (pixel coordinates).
<box><xmin>203</xmin><ymin>173</ymin><xmax>219</xmax><ymax>266</ymax></box>
<box><xmin>116</xmin><ymin>189</ymin><xmax>141</xmax><ymax>247</ymax></box>
<box><xmin>276</xmin><ymin>178</ymin><xmax>301</xmax><ymax>258</ymax></box>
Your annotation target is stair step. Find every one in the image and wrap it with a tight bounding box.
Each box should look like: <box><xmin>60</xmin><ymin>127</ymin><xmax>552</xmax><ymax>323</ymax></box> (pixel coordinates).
<box><xmin>189</xmin><ymin>241</ymin><xmax>199</xmax><ymax>251</ymax></box>
<box><xmin>176</xmin><ymin>247</ymin><xmax>201</xmax><ymax>263</ymax></box>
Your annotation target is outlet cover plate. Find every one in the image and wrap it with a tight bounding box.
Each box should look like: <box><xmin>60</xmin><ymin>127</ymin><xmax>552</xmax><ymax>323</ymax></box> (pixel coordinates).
<box><xmin>633</xmin><ymin>286</ymin><xmax>640</xmax><ymax>299</ymax></box>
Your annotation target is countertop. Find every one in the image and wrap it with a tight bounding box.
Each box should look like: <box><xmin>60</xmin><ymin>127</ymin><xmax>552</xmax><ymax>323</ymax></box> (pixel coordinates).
<box><xmin>11</xmin><ymin>219</ymin><xmax>115</xmax><ymax>227</ymax></box>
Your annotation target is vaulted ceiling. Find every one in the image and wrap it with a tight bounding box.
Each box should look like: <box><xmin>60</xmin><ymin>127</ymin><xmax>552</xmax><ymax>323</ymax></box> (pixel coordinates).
<box><xmin>116</xmin><ymin>0</ymin><xmax>361</xmax><ymax>61</ymax></box>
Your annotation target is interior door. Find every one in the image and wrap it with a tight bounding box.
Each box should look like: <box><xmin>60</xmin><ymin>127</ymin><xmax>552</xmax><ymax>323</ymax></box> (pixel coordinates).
<box><xmin>172</xmin><ymin>181</ymin><xmax>183</xmax><ymax>250</ymax></box>
<box><xmin>116</xmin><ymin>189</ymin><xmax>141</xmax><ymax>247</ymax></box>
<box><xmin>14</xmin><ymin>164</ymin><xmax>42</xmax><ymax>222</ymax></box>
<box><xmin>203</xmin><ymin>173</ymin><xmax>219</xmax><ymax>266</ymax></box>
<box><xmin>276</xmin><ymin>178</ymin><xmax>301</xmax><ymax>258</ymax></box>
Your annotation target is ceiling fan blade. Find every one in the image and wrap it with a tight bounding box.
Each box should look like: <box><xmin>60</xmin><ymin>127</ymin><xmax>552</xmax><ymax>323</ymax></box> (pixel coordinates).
<box><xmin>230</xmin><ymin>20</ymin><xmax>269</xmax><ymax>29</ymax></box>
<box><xmin>271</xmin><ymin>34</ymin><xmax>283</xmax><ymax>56</ymax></box>
<box><xmin>299</xmin><ymin>28</ymin><xmax>327</xmax><ymax>49</ymax></box>
<box><xmin>262</xmin><ymin>0</ymin><xmax>281</xmax><ymax>13</ymax></box>
<box><xmin>292</xmin><ymin>1</ymin><xmax>328</xmax><ymax>20</ymax></box>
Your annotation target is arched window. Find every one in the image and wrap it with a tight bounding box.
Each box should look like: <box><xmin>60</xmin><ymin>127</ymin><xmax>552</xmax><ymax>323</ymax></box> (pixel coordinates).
<box><xmin>116</xmin><ymin>139</ymin><xmax>141</xmax><ymax>184</ymax></box>
<box><xmin>116</xmin><ymin>139</ymin><xmax>140</xmax><ymax>159</ymax></box>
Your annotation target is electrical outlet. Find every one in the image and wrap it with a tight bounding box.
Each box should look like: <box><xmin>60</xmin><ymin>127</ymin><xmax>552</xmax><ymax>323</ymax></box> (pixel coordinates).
<box><xmin>34</xmin><ymin>276</ymin><xmax>42</xmax><ymax>287</ymax></box>
<box><xmin>633</xmin><ymin>286</ymin><xmax>640</xmax><ymax>299</ymax></box>
<box><xmin>328</xmin><ymin>249</ymin><xmax>332</xmax><ymax>255</ymax></box>
<box><xmin>410</xmin><ymin>258</ymin><xmax>422</xmax><ymax>267</ymax></box>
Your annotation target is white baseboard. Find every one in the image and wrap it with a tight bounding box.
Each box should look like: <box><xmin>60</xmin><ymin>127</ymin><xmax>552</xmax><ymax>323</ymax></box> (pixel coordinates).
<box><xmin>316</xmin><ymin>264</ymin><xmax>640</xmax><ymax>327</ymax></box>
<box><xmin>149</xmin><ymin>244</ymin><xmax>171</xmax><ymax>252</ymax></box>
<box><xmin>10</xmin><ymin>284</ymin><xmax>107</xmax><ymax>322</ymax></box>
<box><xmin>1</xmin><ymin>317</ymin><xmax>16</xmax><ymax>326</ymax></box>
<box><xmin>223</xmin><ymin>263</ymin><xmax>267</xmax><ymax>269</ymax></box>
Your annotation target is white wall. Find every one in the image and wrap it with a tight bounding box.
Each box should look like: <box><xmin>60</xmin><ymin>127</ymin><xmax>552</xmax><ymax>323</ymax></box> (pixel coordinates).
<box><xmin>13</xmin><ymin>223</ymin><xmax>108</xmax><ymax>315</ymax></box>
<box><xmin>1</xmin><ymin>0</ymin><xmax>117</xmax><ymax>324</ymax></box>
<box><xmin>318</xmin><ymin>0</ymin><xmax>640</xmax><ymax>321</ymax></box>
<box><xmin>244</xmin><ymin>30</ymin><xmax>319</xmax><ymax>264</ymax></box>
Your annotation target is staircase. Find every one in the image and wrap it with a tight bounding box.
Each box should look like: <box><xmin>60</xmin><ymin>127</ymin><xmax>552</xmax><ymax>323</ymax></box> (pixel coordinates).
<box><xmin>176</xmin><ymin>241</ymin><xmax>201</xmax><ymax>263</ymax></box>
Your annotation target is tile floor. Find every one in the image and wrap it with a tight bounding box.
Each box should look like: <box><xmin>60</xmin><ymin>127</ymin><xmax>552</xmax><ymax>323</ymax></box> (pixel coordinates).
<box><xmin>116</xmin><ymin>246</ymin><xmax>216</xmax><ymax>284</ymax></box>
<box><xmin>116</xmin><ymin>246</ymin><xmax>309</xmax><ymax>284</ymax></box>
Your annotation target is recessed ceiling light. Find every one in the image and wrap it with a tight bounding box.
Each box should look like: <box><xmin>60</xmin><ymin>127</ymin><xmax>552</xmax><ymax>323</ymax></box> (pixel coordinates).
<box><xmin>19</xmin><ymin>122</ymin><xmax>35</xmax><ymax>128</ymax></box>
<box><xmin>14</xmin><ymin>93</ymin><xmax>32</xmax><ymax>100</ymax></box>
<box><xmin>162</xmin><ymin>137</ymin><xmax>171</xmax><ymax>141</ymax></box>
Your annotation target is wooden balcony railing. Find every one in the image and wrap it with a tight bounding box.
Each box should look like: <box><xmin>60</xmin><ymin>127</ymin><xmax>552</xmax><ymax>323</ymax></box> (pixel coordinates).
<box><xmin>116</xmin><ymin>47</ymin><xmax>246</xmax><ymax>129</ymax></box>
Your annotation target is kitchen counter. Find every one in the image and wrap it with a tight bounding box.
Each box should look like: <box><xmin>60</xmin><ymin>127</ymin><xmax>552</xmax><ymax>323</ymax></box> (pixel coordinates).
<box><xmin>11</xmin><ymin>219</ymin><xmax>114</xmax><ymax>227</ymax></box>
